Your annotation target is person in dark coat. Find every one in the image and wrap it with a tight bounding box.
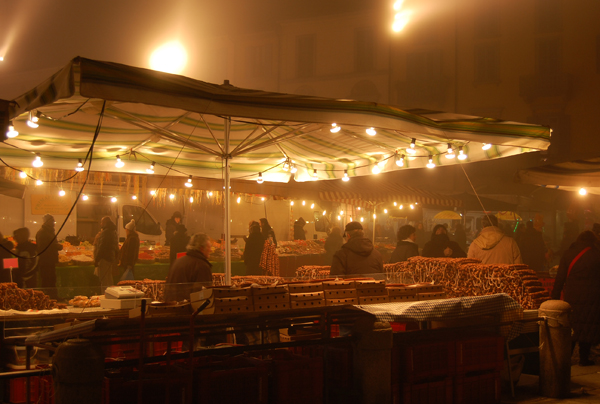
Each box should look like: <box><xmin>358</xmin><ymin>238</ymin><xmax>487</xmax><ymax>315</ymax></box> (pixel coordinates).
<box><xmin>170</xmin><ymin>224</ymin><xmax>190</xmax><ymax>267</ymax></box>
<box><xmin>165</xmin><ymin>211</ymin><xmax>183</xmax><ymax>246</ymax></box>
<box><xmin>551</xmin><ymin>230</ymin><xmax>600</xmax><ymax>366</ymax></box>
<box><xmin>243</xmin><ymin>222</ymin><xmax>265</xmax><ymax>275</ymax></box>
<box><xmin>452</xmin><ymin>223</ymin><xmax>468</xmax><ymax>253</ymax></box>
<box><xmin>165</xmin><ymin>233</ymin><xmax>213</xmax><ymax>302</ymax></box>
<box><xmin>93</xmin><ymin>216</ymin><xmax>119</xmax><ymax>292</ymax></box>
<box><xmin>13</xmin><ymin>228</ymin><xmax>36</xmax><ymax>288</ymax></box>
<box><xmin>118</xmin><ymin>220</ymin><xmax>140</xmax><ymax>281</ymax></box>
<box><xmin>414</xmin><ymin>222</ymin><xmax>427</xmax><ymax>250</ymax></box>
<box><xmin>389</xmin><ymin>225</ymin><xmax>419</xmax><ymax>263</ymax></box>
<box><xmin>293</xmin><ymin>217</ymin><xmax>307</xmax><ymax>240</ymax></box>
<box><xmin>519</xmin><ymin>221</ymin><xmax>547</xmax><ymax>271</ymax></box>
<box><xmin>422</xmin><ymin>224</ymin><xmax>466</xmax><ymax>258</ymax></box>
<box><xmin>0</xmin><ymin>232</ymin><xmax>15</xmax><ymax>284</ymax></box>
<box><xmin>259</xmin><ymin>218</ymin><xmax>277</xmax><ymax>246</ymax></box>
<box><xmin>324</xmin><ymin>226</ymin><xmax>344</xmax><ymax>265</ymax></box>
<box><xmin>35</xmin><ymin>214</ymin><xmax>63</xmax><ymax>298</ymax></box>
<box><xmin>330</xmin><ymin>222</ymin><xmax>383</xmax><ymax>277</ymax></box>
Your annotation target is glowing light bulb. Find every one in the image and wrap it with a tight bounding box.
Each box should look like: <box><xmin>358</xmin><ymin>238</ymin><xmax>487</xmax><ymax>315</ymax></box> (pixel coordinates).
<box><xmin>330</xmin><ymin>123</ymin><xmax>341</xmax><ymax>133</ymax></box>
<box><xmin>399</xmin><ymin>204</ymin><xmax>403</xmax><ymax>209</ymax></box>
<box><xmin>458</xmin><ymin>147</ymin><xmax>467</xmax><ymax>161</ymax></box>
<box><xmin>337</xmin><ymin>216</ymin><xmax>341</xmax><ymax>221</ymax></box>
<box><xmin>302</xmin><ymin>200</ymin><xmax>306</xmax><ymax>206</ymax></box>
<box><xmin>35</xmin><ymin>179</ymin><xmax>43</xmax><ymax>186</ymax></box>
<box><xmin>19</xmin><ymin>171</ymin><xmax>27</xmax><ymax>179</ymax></box>
<box><xmin>150</xmin><ymin>190</ymin><xmax>156</xmax><ymax>195</ymax></box>
<box><xmin>366</xmin><ymin>127</ymin><xmax>376</xmax><ymax>136</ymax></box>
<box><xmin>360</xmin><ymin>217</ymin><xmax>364</xmax><ymax>222</ymax></box>
<box><xmin>342</xmin><ymin>170</ymin><xmax>350</xmax><ymax>182</ymax></box>
<box><xmin>185</xmin><ymin>175</ymin><xmax>193</xmax><ymax>187</ymax></box>
<box><xmin>6</xmin><ymin>122</ymin><xmax>18</xmax><ymax>138</ymax></box>
<box><xmin>290</xmin><ymin>201</ymin><xmax>294</xmax><ymax>206</ymax></box>
<box><xmin>257</xmin><ymin>172</ymin><xmax>264</xmax><ymax>184</ymax></box>
<box><xmin>146</xmin><ymin>162</ymin><xmax>155</xmax><ymax>174</ymax></box>
<box><xmin>237</xmin><ymin>196</ymin><xmax>241</xmax><ymax>203</ymax></box>
<box><xmin>310</xmin><ymin>203</ymin><xmax>315</xmax><ymax>209</ymax></box>
<box><xmin>446</xmin><ymin>144</ymin><xmax>455</xmax><ymax>159</ymax></box>
<box><xmin>372</xmin><ymin>165</ymin><xmax>381</xmax><ymax>174</ymax></box>
<box><xmin>208</xmin><ymin>191</ymin><xmax>213</xmax><ymax>197</ymax></box>
<box><xmin>312</xmin><ymin>169</ymin><xmax>318</xmax><ymax>179</ymax></box>
<box><xmin>261</xmin><ymin>197</ymin><xmax>265</xmax><ymax>201</ymax></box>
<box><xmin>169</xmin><ymin>194</ymin><xmax>175</xmax><ymax>200</ymax></box>
<box><xmin>190</xmin><ymin>197</ymin><xmax>194</xmax><ymax>203</ymax></box>
<box><xmin>75</xmin><ymin>159</ymin><xmax>84</xmax><ymax>172</ymax></box>
<box><xmin>384</xmin><ymin>209</ymin><xmax>388</xmax><ymax>214</ymax></box>
<box><xmin>132</xmin><ymin>195</ymin><xmax>137</xmax><ymax>200</ymax></box>
<box><xmin>32</xmin><ymin>154</ymin><xmax>43</xmax><ymax>167</ymax></box>
<box><xmin>58</xmin><ymin>190</ymin><xmax>65</xmax><ymax>197</ymax></box>
<box><xmin>393</xmin><ymin>0</ymin><xmax>404</xmax><ymax>11</ymax></box>
<box><xmin>82</xmin><ymin>194</ymin><xmax>89</xmax><ymax>201</ymax></box>
<box><xmin>396</xmin><ymin>153</ymin><xmax>405</xmax><ymax>167</ymax></box>
<box><xmin>358</xmin><ymin>207</ymin><xmax>361</xmax><ymax>210</ymax></box>
<box><xmin>290</xmin><ymin>165</ymin><xmax>298</xmax><ymax>174</ymax></box>
<box><xmin>579</xmin><ymin>188</ymin><xmax>587</xmax><ymax>196</ymax></box>
<box><xmin>393</xmin><ymin>202</ymin><xmax>397</xmax><ymax>206</ymax></box>
<box><xmin>323</xmin><ymin>210</ymin><xmax>326</xmax><ymax>216</ymax></box>
<box><xmin>482</xmin><ymin>143</ymin><xmax>492</xmax><ymax>151</ymax></box>
<box><xmin>26</xmin><ymin>111</ymin><xmax>40</xmax><ymax>128</ymax></box>
<box><xmin>426</xmin><ymin>155</ymin><xmax>436</xmax><ymax>169</ymax></box>
<box><xmin>111</xmin><ymin>197</ymin><xmax>117</xmax><ymax>203</ymax></box>
<box><xmin>340</xmin><ymin>211</ymin><xmax>344</xmax><ymax>215</ymax></box>
<box><xmin>115</xmin><ymin>156</ymin><xmax>124</xmax><ymax>168</ymax></box>
<box><xmin>373</xmin><ymin>214</ymin><xmax>377</xmax><ymax>219</ymax></box>
<box><xmin>283</xmin><ymin>160</ymin><xmax>290</xmax><ymax>171</ymax></box>
<box><xmin>392</xmin><ymin>10</ymin><xmax>412</xmax><ymax>32</ymax></box>
<box><xmin>410</xmin><ymin>204</ymin><xmax>414</xmax><ymax>209</ymax></box>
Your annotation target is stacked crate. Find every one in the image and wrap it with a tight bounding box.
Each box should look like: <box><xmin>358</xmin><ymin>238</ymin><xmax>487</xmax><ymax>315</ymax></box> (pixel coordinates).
<box><xmin>252</xmin><ymin>285</ymin><xmax>290</xmax><ymax>312</ymax></box>
<box><xmin>286</xmin><ymin>282</ymin><xmax>325</xmax><ymax>309</ymax></box>
<box><xmin>323</xmin><ymin>280</ymin><xmax>358</xmax><ymax>306</ymax></box>
<box><xmin>356</xmin><ymin>280</ymin><xmax>389</xmax><ymax>304</ymax></box>
<box><xmin>191</xmin><ymin>286</ymin><xmax>255</xmax><ymax>314</ymax></box>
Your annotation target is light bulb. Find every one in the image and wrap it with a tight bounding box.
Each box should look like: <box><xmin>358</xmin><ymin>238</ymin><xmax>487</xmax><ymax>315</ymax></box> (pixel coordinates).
<box><xmin>290</xmin><ymin>201</ymin><xmax>294</xmax><ymax>206</ymax></box>
<box><xmin>372</xmin><ymin>165</ymin><xmax>381</xmax><ymax>174</ymax></box>
<box><xmin>32</xmin><ymin>154</ymin><xmax>43</xmax><ymax>167</ymax></box>
<box><xmin>337</xmin><ymin>216</ymin><xmax>341</xmax><ymax>221</ymax></box>
<box><xmin>190</xmin><ymin>197</ymin><xmax>194</xmax><ymax>203</ymax></box>
<box><xmin>373</xmin><ymin>214</ymin><xmax>377</xmax><ymax>219</ymax></box>
<box><xmin>283</xmin><ymin>161</ymin><xmax>290</xmax><ymax>171</ymax></box>
<box><xmin>366</xmin><ymin>127</ymin><xmax>376</xmax><ymax>136</ymax></box>
<box><xmin>169</xmin><ymin>194</ymin><xmax>175</xmax><ymax>200</ymax></box>
<box><xmin>58</xmin><ymin>190</ymin><xmax>66</xmax><ymax>197</ymax></box>
<box><xmin>311</xmin><ymin>203</ymin><xmax>314</xmax><ymax>209</ymax></box>
<box><xmin>208</xmin><ymin>191</ymin><xmax>213</xmax><ymax>197</ymax></box>
<box><xmin>330</xmin><ymin>123</ymin><xmax>341</xmax><ymax>133</ymax></box>
<box><xmin>360</xmin><ymin>217</ymin><xmax>364</xmax><ymax>222</ymax></box>
<box><xmin>426</xmin><ymin>155</ymin><xmax>436</xmax><ymax>169</ymax></box>
<box><xmin>26</xmin><ymin>111</ymin><xmax>39</xmax><ymax>128</ymax></box>
<box><xmin>399</xmin><ymin>204</ymin><xmax>403</xmax><ymax>209</ymax></box>
<box><xmin>257</xmin><ymin>172</ymin><xmax>264</xmax><ymax>184</ymax></box>
<box><xmin>146</xmin><ymin>162</ymin><xmax>155</xmax><ymax>174</ymax></box>
<box><xmin>111</xmin><ymin>197</ymin><xmax>117</xmax><ymax>203</ymax></box>
<box><xmin>237</xmin><ymin>196</ymin><xmax>241</xmax><ymax>203</ymax></box>
<box><xmin>358</xmin><ymin>207</ymin><xmax>361</xmax><ymax>210</ymax></box>
<box><xmin>75</xmin><ymin>159</ymin><xmax>84</xmax><ymax>172</ymax></box>
<box><xmin>82</xmin><ymin>194</ymin><xmax>89</xmax><ymax>201</ymax></box>
<box><xmin>482</xmin><ymin>143</ymin><xmax>492</xmax><ymax>151</ymax></box>
<box><xmin>410</xmin><ymin>138</ymin><xmax>416</xmax><ymax>149</ymax></box>
<box><xmin>446</xmin><ymin>144</ymin><xmax>455</xmax><ymax>159</ymax></box>
<box><xmin>115</xmin><ymin>155</ymin><xmax>124</xmax><ymax>168</ymax></box>
<box><xmin>312</xmin><ymin>169</ymin><xmax>318</xmax><ymax>179</ymax></box>
<box><xmin>132</xmin><ymin>195</ymin><xmax>137</xmax><ymax>200</ymax></box>
<box><xmin>410</xmin><ymin>204</ymin><xmax>414</xmax><ymax>209</ymax></box>
<box><xmin>393</xmin><ymin>202</ymin><xmax>397</xmax><ymax>206</ymax></box>
<box><xmin>384</xmin><ymin>209</ymin><xmax>388</xmax><ymax>214</ymax></box>
<box><xmin>19</xmin><ymin>171</ymin><xmax>27</xmax><ymax>179</ymax></box>
<box><xmin>150</xmin><ymin>190</ymin><xmax>156</xmax><ymax>195</ymax></box>
<box><xmin>342</xmin><ymin>170</ymin><xmax>350</xmax><ymax>182</ymax></box>
<box><xmin>261</xmin><ymin>197</ymin><xmax>265</xmax><ymax>201</ymax></box>
<box><xmin>302</xmin><ymin>200</ymin><xmax>306</xmax><ymax>206</ymax></box>
<box><xmin>185</xmin><ymin>175</ymin><xmax>193</xmax><ymax>187</ymax></box>
<box><xmin>323</xmin><ymin>210</ymin><xmax>326</xmax><ymax>216</ymax></box>
<box><xmin>396</xmin><ymin>153</ymin><xmax>405</xmax><ymax>167</ymax></box>
<box><xmin>458</xmin><ymin>147</ymin><xmax>467</xmax><ymax>161</ymax></box>
<box><xmin>290</xmin><ymin>165</ymin><xmax>298</xmax><ymax>174</ymax></box>
<box><xmin>393</xmin><ymin>0</ymin><xmax>404</xmax><ymax>11</ymax></box>
<box><xmin>6</xmin><ymin>122</ymin><xmax>18</xmax><ymax>138</ymax></box>
<box><xmin>579</xmin><ymin>188</ymin><xmax>587</xmax><ymax>196</ymax></box>
<box><xmin>340</xmin><ymin>211</ymin><xmax>344</xmax><ymax>215</ymax></box>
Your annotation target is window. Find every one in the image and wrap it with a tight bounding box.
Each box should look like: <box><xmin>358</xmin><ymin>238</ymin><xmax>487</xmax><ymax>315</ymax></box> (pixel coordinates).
<box><xmin>296</xmin><ymin>35</ymin><xmax>315</xmax><ymax>78</ymax></box>
<box><xmin>474</xmin><ymin>3</ymin><xmax>501</xmax><ymax>38</ymax></box>
<box><xmin>355</xmin><ymin>27</ymin><xmax>375</xmax><ymax>72</ymax></box>
<box><xmin>407</xmin><ymin>51</ymin><xmax>442</xmax><ymax>83</ymax></box>
<box><xmin>474</xmin><ymin>43</ymin><xmax>500</xmax><ymax>83</ymax></box>
<box><xmin>536</xmin><ymin>37</ymin><xmax>561</xmax><ymax>75</ymax></box>
<box><xmin>122</xmin><ymin>205</ymin><xmax>162</xmax><ymax>235</ymax></box>
<box><xmin>246</xmin><ymin>44</ymin><xmax>273</xmax><ymax>79</ymax></box>
<box><xmin>536</xmin><ymin>0</ymin><xmax>562</xmax><ymax>33</ymax></box>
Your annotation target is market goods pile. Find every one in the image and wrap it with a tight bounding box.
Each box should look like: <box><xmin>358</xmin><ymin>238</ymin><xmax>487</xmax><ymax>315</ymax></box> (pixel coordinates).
<box><xmin>295</xmin><ymin>266</ymin><xmax>333</xmax><ymax>280</ymax></box>
<box><xmin>117</xmin><ymin>279</ymin><xmax>165</xmax><ymax>301</ymax></box>
<box><xmin>0</xmin><ymin>283</ymin><xmax>57</xmax><ymax>311</ymax></box>
<box><xmin>69</xmin><ymin>295</ymin><xmax>101</xmax><ymax>308</ymax></box>
<box><xmin>385</xmin><ymin>257</ymin><xmax>550</xmax><ymax>309</ymax></box>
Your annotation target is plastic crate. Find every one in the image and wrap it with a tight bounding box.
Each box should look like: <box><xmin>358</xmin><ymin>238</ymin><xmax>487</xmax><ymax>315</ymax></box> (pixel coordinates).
<box><xmin>392</xmin><ymin>377</ymin><xmax>453</xmax><ymax>404</ymax></box>
<box><xmin>7</xmin><ymin>376</ymin><xmax>41</xmax><ymax>404</ymax></box>
<box><xmin>395</xmin><ymin>340</ymin><xmax>455</xmax><ymax>383</ymax></box>
<box><xmin>456</xmin><ymin>336</ymin><xmax>504</xmax><ymax>373</ymax></box>
<box><xmin>454</xmin><ymin>370</ymin><xmax>501</xmax><ymax>404</ymax></box>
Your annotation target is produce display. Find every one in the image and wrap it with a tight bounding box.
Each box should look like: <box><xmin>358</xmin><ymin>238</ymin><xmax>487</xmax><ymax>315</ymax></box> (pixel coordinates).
<box><xmin>276</xmin><ymin>240</ymin><xmax>325</xmax><ymax>256</ymax></box>
<box><xmin>68</xmin><ymin>295</ymin><xmax>101</xmax><ymax>308</ymax></box>
<box><xmin>0</xmin><ymin>283</ymin><xmax>58</xmax><ymax>311</ymax></box>
<box><xmin>117</xmin><ymin>279</ymin><xmax>165</xmax><ymax>301</ymax></box>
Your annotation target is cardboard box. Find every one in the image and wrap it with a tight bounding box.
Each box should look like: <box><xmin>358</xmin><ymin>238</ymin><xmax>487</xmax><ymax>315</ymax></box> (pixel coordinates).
<box><xmin>253</xmin><ymin>293</ymin><xmax>290</xmax><ymax>305</ymax></box>
<box><xmin>357</xmin><ymin>287</ymin><xmax>387</xmax><ymax>297</ymax></box>
<box><xmin>254</xmin><ymin>301</ymin><xmax>290</xmax><ymax>312</ymax></box>
<box><xmin>418</xmin><ymin>292</ymin><xmax>446</xmax><ymax>301</ymax></box>
<box><xmin>323</xmin><ymin>280</ymin><xmax>356</xmax><ymax>290</ymax></box>
<box><xmin>291</xmin><ymin>299</ymin><xmax>326</xmax><ymax>309</ymax></box>
<box><xmin>358</xmin><ymin>296</ymin><xmax>390</xmax><ymax>305</ymax></box>
<box><xmin>290</xmin><ymin>291</ymin><xmax>324</xmax><ymax>301</ymax></box>
<box><xmin>252</xmin><ymin>285</ymin><xmax>288</xmax><ymax>295</ymax></box>
<box><xmin>326</xmin><ymin>298</ymin><xmax>357</xmax><ymax>306</ymax></box>
<box><xmin>354</xmin><ymin>280</ymin><xmax>385</xmax><ymax>289</ymax></box>
<box><xmin>286</xmin><ymin>283</ymin><xmax>324</xmax><ymax>293</ymax></box>
<box><xmin>215</xmin><ymin>296</ymin><xmax>251</xmax><ymax>306</ymax></box>
<box><xmin>100</xmin><ymin>296</ymin><xmax>149</xmax><ymax>310</ymax></box>
<box><xmin>324</xmin><ymin>289</ymin><xmax>357</xmax><ymax>299</ymax></box>
<box><xmin>387</xmin><ymin>286</ymin><xmax>417</xmax><ymax>297</ymax></box>
<box><xmin>389</xmin><ymin>294</ymin><xmax>419</xmax><ymax>302</ymax></box>
<box><xmin>191</xmin><ymin>287</ymin><xmax>252</xmax><ymax>301</ymax></box>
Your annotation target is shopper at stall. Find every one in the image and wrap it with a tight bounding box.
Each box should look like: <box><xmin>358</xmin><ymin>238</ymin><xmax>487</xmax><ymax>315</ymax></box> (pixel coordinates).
<box><xmin>293</xmin><ymin>217</ymin><xmax>307</xmax><ymax>240</ymax></box>
<box><xmin>414</xmin><ymin>222</ymin><xmax>427</xmax><ymax>250</ymax></box>
<box><xmin>93</xmin><ymin>216</ymin><xmax>119</xmax><ymax>291</ymax></box>
<box><xmin>259</xmin><ymin>217</ymin><xmax>277</xmax><ymax>246</ymax></box>
<box><xmin>467</xmin><ymin>215</ymin><xmax>522</xmax><ymax>264</ymax></box>
<box><xmin>519</xmin><ymin>220</ymin><xmax>547</xmax><ymax>271</ymax></box>
<box><xmin>243</xmin><ymin>221</ymin><xmax>265</xmax><ymax>275</ymax></box>
<box><xmin>422</xmin><ymin>224</ymin><xmax>466</xmax><ymax>258</ymax></box>
<box><xmin>452</xmin><ymin>223</ymin><xmax>468</xmax><ymax>253</ymax></box>
<box><xmin>324</xmin><ymin>226</ymin><xmax>344</xmax><ymax>265</ymax></box>
<box><xmin>551</xmin><ymin>230</ymin><xmax>600</xmax><ymax>366</ymax></box>
<box><xmin>0</xmin><ymin>231</ymin><xmax>15</xmax><ymax>284</ymax></box>
<box><xmin>165</xmin><ymin>232</ymin><xmax>213</xmax><ymax>302</ymax></box>
<box><xmin>118</xmin><ymin>220</ymin><xmax>139</xmax><ymax>281</ymax></box>
<box><xmin>165</xmin><ymin>211</ymin><xmax>183</xmax><ymax>246</ymax></box>
<box><xmin>169</xmin><ymin>224</ymin><xmax>190</xmax><ymax>267</ymax></box>
<box><xmin>389</xmin><ymin>225</ymin><xmax>419</xmax><ymax>263</ymax></box>
<box><xmin>13</xmin><ymin>228</ymin><xmax>36</xmax><ymax>288</ymax></box>
<box><xmin>330</xmin><ymin>221</ymin><xmax>383</xmax><ymax>276</ymax></box>
<box><xmin>35</xmin><ymin>214</ymin><xmax>63</xmax><ymax>298</ymax></box>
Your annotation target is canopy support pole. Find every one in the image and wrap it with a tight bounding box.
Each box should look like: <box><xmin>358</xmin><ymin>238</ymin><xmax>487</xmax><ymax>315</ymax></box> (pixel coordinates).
<box><xmin>224</xmin><ymin>117</ymin><xmax>232</xmax><ymax>285</ymax></box>
<box><xmin>373</xmin><ymin>205</ymin><xmax>376</xmax><ymax>241</ymax></box>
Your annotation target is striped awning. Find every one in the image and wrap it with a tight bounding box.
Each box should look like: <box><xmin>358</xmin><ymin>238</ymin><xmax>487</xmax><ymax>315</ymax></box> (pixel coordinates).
<box><xmin>2</xmin><ymin>57</ymin><xmax>551</xmax><ymax>184</ymax></box>
<box><xmin>516</xmin><ymin>157</ymin><xmax>600</xmax><ymax>195</ymax></box>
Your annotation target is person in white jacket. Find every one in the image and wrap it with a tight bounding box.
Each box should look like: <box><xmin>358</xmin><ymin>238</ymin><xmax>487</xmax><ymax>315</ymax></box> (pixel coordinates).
<box><xmin>468</xmin><ymin>215</ymin><xmax>523</xmax><ymax>265</ymax></box>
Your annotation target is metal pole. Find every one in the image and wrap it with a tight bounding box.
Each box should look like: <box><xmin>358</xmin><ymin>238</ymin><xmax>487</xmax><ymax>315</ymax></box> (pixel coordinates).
<box><xmin>224</xmin><ymin>118</ymin><xmax>232</xmax><ymax>285</ymax></box>
<box><xmin>373</xmin><ymin>205</ymin><xmax>376</xmax><ymax>241</ymax></box>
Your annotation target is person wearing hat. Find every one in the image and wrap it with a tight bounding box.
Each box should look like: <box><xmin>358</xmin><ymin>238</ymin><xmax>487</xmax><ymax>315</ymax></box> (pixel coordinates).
<box><xmin>93</xmin><ymin>216</ymin><xmax>119</xmax><ymax>291</ymax></box>
<box><xmin>118</xmin><ymin>220</ymin><xmax>140</xmax><ymax>281</ymax></box>
<box><xmin>330</xmin><ymin>221</ymin><xmax>383</xmax><ymax>276</ymax></box>
<box><xmin>35</xmin><ymin>214</ymin><xmax>63</xmax><ymax>297</ymax></box>
<box><xmin>169</xmin><ymin>223</ymin><xmax>190</xmax><ymax>267</ymax></box>
<box><xmin>165</xmin><ymin>211</ymin><xmax>183</xmax><ymax>246</ymax></box>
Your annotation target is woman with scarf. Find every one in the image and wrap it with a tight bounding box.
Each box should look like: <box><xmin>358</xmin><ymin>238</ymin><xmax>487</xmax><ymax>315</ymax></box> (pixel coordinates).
<box><xmin>422</xmin><ymin>224</ymin><xmax>466</xmax><ymax>258</ymax></box>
